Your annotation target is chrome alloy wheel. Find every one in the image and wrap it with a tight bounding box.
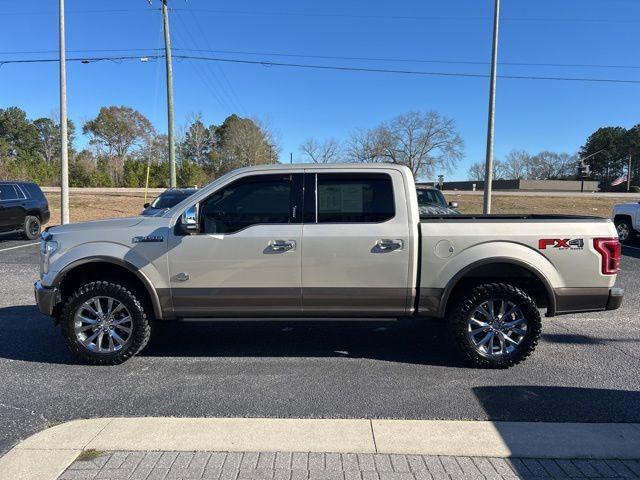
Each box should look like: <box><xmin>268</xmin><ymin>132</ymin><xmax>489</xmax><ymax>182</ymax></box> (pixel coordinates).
<box><xmin>617</xmin><ymin>222</ymin><xmax>630</xmax><ymax>242</ymax></box>
<box><xmin>74</xmin><ymin>296</ymin><xmax>133</xmax><ymax>353</ymax></box>
<box><xmin>467</xmin><ymin>298</ymin><xmax>527</xmax><ymax>356</ymax></box>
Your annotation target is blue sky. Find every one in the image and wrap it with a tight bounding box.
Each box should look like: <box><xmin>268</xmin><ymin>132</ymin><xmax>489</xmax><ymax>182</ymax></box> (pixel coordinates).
<box><xmin>1</xmin><ymin>0</ymin><xmax>639</xmax><ymax>180</ymax></box>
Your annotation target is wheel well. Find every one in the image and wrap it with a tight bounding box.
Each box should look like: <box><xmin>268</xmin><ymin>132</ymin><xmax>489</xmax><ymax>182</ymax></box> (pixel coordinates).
<box><xmin>25</xmin><ymin>210</ymin><xmax>42</xmax><ymax>221</ymax></box>
<box><xmin>614</xmin><ymin>214</ymin><xmax>632</xmax><ymax>225</ymax></box>
<box><xmin>57</xmin><ymin>261</ymin><xmax>155</xmax><ymax>318</ymax></box>
<box><xmin>443</xmin><ymin>262</ymin><xmax>551</xmax><ymax>317</ymax></box>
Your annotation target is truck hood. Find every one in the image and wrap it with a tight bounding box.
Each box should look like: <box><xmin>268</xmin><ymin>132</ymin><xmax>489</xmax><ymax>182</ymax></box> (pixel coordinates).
<box><xmin>48</xmin><ymin>216</ymin><xmax>147</xmax><ymax>234</ymax></box>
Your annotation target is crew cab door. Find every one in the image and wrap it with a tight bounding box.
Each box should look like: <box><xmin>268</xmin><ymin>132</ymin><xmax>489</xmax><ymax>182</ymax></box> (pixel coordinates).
<box><xmin>167</xmin><ymin>173</ymin><xmax>303</xmax><ymax>317</ymax></box>
<box><xmin>301</xmin><ymin>170</ymin><xmax>412</xmax><ymax>316</ymax></box>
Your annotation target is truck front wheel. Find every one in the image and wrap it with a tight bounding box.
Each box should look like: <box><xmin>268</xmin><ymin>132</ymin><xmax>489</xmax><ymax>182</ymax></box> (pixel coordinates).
<box><xmin>448</xmin><ymin>283</ymin><xmax>541</xmax><ymax>368</ymax></box>
<box><xmin>59</xmin><ymin>281</ymin><xmax>151</xmax><ymax>365</ymax></box>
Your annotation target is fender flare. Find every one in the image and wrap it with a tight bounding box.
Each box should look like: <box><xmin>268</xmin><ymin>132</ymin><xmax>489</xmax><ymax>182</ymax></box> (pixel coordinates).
<box><xmin>52</xmin><ymin>255</ymin><xmax>164</xmax><ymax>320</ymax></box>
<box><xmin>437</xmin><ymin>256</ymin><xmax>557</xmax><ymax>318</ymax></box>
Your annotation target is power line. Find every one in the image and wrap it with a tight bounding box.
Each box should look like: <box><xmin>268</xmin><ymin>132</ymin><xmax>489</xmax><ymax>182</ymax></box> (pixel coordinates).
<box><xmin>172</xmin><ymin>8</ymin><xmax>640</xmax><ymax>24</ymax></box>
<box><xmin>1</xmin><ymin>7</ymin><xmax>638</xmax><ymax>24</ymax></box>
<box><xmin>0</xmin><ymin>48</ymin><xmax>162</xmax><ymax>55</ymax></box>
<box><xmin>171</xmin><ymin>48</ymin><xmax>640</xmax><ymax>71</ymax></box>
<box><xmin>172</xmin><ymin>55</ymin><xmax>640</xmax><ymax>85</ymax></box>
<box><xmin>2</xmin><ymin>46</ymin><xmax>639</xmax><ymax>71</ymax></box>
<box><xmin>2</xmin><ymin>53</ymin><xmax>640</xmax><ymax>85</ymax></box>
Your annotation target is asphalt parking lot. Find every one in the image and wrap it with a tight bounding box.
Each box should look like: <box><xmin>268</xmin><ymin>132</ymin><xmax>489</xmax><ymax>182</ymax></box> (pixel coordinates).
<box><xmin>0</xmin><ymin>233</ymin><xmax>639</xmax><ymax>455</ymax></box>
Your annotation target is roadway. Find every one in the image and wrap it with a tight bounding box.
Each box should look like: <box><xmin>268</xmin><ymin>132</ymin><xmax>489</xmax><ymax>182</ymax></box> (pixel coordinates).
<box><xmin>0</xmin><ymin>233</ymin><xmax>638</xmax><ymax>454</ymax></box>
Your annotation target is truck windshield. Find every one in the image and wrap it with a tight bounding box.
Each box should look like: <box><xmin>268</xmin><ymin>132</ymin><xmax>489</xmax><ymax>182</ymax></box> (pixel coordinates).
<box><xmin>150</xmin><ymin>192</ymin><xmax>190</xmax><ymax>209</ymax></box>
<box><xmin>417</xmin><ymin>189</ymin><xmax>446</xmax><ymax>207</ymax></box>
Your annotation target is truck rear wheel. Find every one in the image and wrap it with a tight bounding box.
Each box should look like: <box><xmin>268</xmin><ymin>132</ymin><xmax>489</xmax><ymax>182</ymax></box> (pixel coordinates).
<box><xmin>448</xmin><ymin>283</ymin><xmax>541</xmax><ymax>368</ymax></box>
<box><xmin>59</xmin><ymin>281</ymin><xmax>151</xmax><ymax>365</ymax></box>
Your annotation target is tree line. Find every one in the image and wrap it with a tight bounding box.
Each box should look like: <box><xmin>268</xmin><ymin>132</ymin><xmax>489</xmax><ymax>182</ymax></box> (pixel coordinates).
<box><xmin>299</xmin><ymin>111</ymin><xmax>464</xmax><ymax>179</ymax></box>
<box><xmin>465</xmin><ymin>125</ymin><xmax>640</xmax><ymax>190</ymax></box>
<box><xmin>0</xmin><ymin>106</ymin><xmax>278</xmax><ymax>188</ymax></box>
<box><xmin>466</xmin><ymin>150</ymin><xmax>578</xmax><ymax>182</ymax></box>
<box><xmin>2</xmin><ymin>103</ymin><xmax>639</xmax><ymax>189</ymax></box>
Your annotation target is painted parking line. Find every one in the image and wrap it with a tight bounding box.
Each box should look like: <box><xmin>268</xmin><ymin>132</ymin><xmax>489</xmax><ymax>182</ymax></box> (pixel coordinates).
<box><xmin>0</xmin><ymin>242</ymin><xmax>39</xmax><ymax>253</ymax></box>
<box><xmin>623</xmin><ymin>244</ymin><xmax>640</xmax><ymax>251</ymax></box>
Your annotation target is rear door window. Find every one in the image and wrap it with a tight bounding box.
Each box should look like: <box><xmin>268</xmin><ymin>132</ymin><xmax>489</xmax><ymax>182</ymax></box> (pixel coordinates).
<box><xmin>315</xmin><ymin>173</ymin><xmax>395</xmax><ymax>223</ymax></box>
<box><xmin>0</xmin><ymin>184</ymin><xmax>20</xmax><ymax>201</ymax></box>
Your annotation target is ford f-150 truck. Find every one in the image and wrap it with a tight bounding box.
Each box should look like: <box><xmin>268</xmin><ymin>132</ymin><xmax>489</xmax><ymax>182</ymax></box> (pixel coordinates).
<box><xmin>34</xmin><ymin>164</ymin><xmax>623</xmax><ymax>368</ymax></box>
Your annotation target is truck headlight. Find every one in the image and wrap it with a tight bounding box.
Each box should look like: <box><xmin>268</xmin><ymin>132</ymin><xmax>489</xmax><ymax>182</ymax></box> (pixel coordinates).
<box><xmin>40</xmin><ymin>239</ymin><xmax>59</xmax><ymax>255</ymax></box>
<box><xmin>40</xmin><ymin>239</ymin><xmax>59</xmax><ymax>275</ymax></box>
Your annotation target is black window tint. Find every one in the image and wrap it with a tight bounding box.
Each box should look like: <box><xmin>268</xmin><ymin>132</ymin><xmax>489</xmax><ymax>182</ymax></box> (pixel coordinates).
<box><xmin>151</xmin><ymin>193</ymin><xmax>189</xmax><ymax>209</ymax></box>
<box><xmin>24</xmin><ymin>183</ymin><xmax>45</xmax><ymax>200</ymax></box>
<box><xmin>200</xmin><ymin>175</ymin><xmax>293</xmax><ymax>234</ymax></box>
<box><xmin>417</xmin><ymin>189</ymin><xmax>445</xmax><ymax>207</ymax></box>
<box><xmin>317</xmin><ymin>173</ymin><xmax>394</xmax><ymax>223</ymax></box>
<box><xmin>0</xmin><ymin>184</ymin><xmax>19</xmax><ymax>201</ymax></box>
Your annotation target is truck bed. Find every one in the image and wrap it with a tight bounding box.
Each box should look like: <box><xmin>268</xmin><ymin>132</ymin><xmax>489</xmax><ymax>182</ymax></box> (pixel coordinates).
<box><xmin>420</xmin><ymin>214</ymin><xmax>609</xmax><ymax>221</ymax></box>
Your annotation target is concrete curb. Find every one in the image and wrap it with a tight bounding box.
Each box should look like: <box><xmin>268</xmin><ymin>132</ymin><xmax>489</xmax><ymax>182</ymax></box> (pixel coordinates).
<box><xmin>2</xmin><ymin>418</ymin><xmax>640</xmax><ymax>480</ymax></box>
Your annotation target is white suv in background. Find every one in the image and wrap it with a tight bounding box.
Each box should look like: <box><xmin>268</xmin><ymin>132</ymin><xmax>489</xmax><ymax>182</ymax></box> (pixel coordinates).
<box><xmin>613</xmin><ymin>201</ymin><xmax>640</xmax><ymax>243</ymax></box>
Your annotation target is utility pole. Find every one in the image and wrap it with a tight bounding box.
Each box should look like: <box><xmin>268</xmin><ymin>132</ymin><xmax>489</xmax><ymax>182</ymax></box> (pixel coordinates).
<box><xmin>161</xmin><ymin>0</ymin><xmax>176</xmax><ymax>188</ymax></box>
<box><xmin>628</xmin><ymin>154</ymin><xmax>633</xmax><ymax>192</ymax></box>
<box><xmin>59</xmin><ymin>0</ymin><xmax>70</xmax><ymax>224</ymax></box>
<box><xmin>482</xmin><ymin>0</ymin><xmax>500</xmax><ymax>214</ymax></box>
<box><xmin>290</xmin><ymin>152</ymin><xmax>293</xmax><ymax>164</ymax></box>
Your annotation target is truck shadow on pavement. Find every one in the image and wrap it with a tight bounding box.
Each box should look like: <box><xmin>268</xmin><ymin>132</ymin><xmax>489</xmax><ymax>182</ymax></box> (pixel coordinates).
<box><xmin>473</xmin><ymin>385</ymin><xmax>640</xmax><ymax>423</ymax></box>
<box><xmin>0</xmin><ymin>304</ymin><xmax>468</xmax><ymax>367</ymax></box>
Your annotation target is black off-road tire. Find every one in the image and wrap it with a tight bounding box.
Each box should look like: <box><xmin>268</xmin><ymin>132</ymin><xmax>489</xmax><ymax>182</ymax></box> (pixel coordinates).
<box><xmin>448</xmin><ymin>283</ymin><xmax>541</xmax><ymax>369</ymax></box>
<box><xmin>59</xmin><ymin>281</ymin><xmax>151</xmax><ymax>365</ymax></box>
<box><xmin>22</xmin><ymin>215</ymin><xmax>41</xmax><ymax>240</ymax></box>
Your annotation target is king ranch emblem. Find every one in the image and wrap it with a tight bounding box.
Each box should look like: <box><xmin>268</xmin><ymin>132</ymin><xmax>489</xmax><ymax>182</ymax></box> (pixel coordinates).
<box><xmin>538</xmin><ymin>238</ymin><xmax>584</xmax><ymax>250</ymax></box>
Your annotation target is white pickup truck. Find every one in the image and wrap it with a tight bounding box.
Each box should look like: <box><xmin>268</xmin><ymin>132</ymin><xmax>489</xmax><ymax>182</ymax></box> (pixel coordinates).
<box><xmin>35</xmin><ymin>164</ymin><xmax>623</xmax><ymax>368</ymax></box>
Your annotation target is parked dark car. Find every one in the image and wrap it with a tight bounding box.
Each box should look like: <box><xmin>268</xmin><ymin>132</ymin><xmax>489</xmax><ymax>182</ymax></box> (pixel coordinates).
<box><xmin>0</xmin><ymin>181</ymin><xmax>50</xmax><ymax>239</ymax></box>
<box><xmin>415</xmin><ymin>184</ymin><xmax>460</xmax><ymax>215</ymax></box>
<box><xmin>141</xmin><ymin>188</ymin><xmax>197</xmax><ymax>216</ymax></box>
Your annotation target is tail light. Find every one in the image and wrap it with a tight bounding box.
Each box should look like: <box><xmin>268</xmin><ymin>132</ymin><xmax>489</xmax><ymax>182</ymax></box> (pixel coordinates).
<box><xmin>593</xmin><ymin>238</ymin><xmax>621</xmax><ymax>275</ymax></box>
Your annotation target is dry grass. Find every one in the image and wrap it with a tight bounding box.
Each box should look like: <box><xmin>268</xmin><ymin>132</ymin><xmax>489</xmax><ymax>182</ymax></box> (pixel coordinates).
<box><xmin>45</xmin><ymin>192</ymin><xmax>149</xmax><ymax>224</ymax></box>
<box><xmin>76</xmin><ymin>449</ymin><xmax>105</xmax><ymax>462</ymax></box>
<box><xmin>450</xmin><ymin>193</ymin><xmax>631</xmax><ymax>217</ymax></box>
<box><xmin>42</xmin><ymin>191</ymin><xmax>634</xmax><ymax>225</ymax></box>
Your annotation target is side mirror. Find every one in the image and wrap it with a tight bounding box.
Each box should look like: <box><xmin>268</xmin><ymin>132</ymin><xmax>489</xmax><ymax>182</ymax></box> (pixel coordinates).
<box><xmin>143</xmin><ymin>202</ymin><xmax>150</xmax><ymax>208</ymax></box>
<box><xmin>449</xmin><ymin>201</ymin><xmax>459</xmax><ymax>209</ymax></box>
<box><xmin>180</xmin><ymin>205</ymin><xmax>199</xmax><ymax>234</ymax></box>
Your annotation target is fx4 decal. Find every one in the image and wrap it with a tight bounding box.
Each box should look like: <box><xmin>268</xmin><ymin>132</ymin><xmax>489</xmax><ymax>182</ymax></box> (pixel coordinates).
<box><xmin>538</xmin><ymin>238</ymin><xmax>584</xmax><ymax>250</ymax></box>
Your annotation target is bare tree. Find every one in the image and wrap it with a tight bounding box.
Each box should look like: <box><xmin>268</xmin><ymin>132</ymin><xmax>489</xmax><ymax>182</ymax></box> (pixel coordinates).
<box><xmin>346</xmin><ymin>111</ymin><xmax>464</xmax><ymax>179</ymax></box>
<box><xmin>300</xmin><ymin>137</ymin><xmax>342</xmax><ymax>163</ymax></box>
<box><xmin>503</xmin><ymin>150</ymin><xmax>530</xmax><ymax>179</ymax></box>
<box><xmin>467</xmin><ymin>161</ymin><xmax>485</xmax><ymax>181</ymax></box>
<box><xmin>467</xmin><ymin>159</ymin><xmax>507</xmax><ymax>180</ymax></box>
<box><xmin>527</xmin><ymin>151</ymin><xmax>578</xmax><ymax>180</ymax></box>
<box><xmin>346</xmin><ymin>128</ymin><xmax>384</xmax><ymax>164</ymax></box>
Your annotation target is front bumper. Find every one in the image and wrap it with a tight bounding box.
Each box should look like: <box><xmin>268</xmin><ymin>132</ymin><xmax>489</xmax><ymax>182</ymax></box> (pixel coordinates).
<box><xmin>552</xmin><ymin>287</ymin><xmax>624</xmax><ymax>316</ymax></box>
<box><xmin>34</xmin><ymin>281</ymin><xmax>58</xmax><ymax>316</ymax></box>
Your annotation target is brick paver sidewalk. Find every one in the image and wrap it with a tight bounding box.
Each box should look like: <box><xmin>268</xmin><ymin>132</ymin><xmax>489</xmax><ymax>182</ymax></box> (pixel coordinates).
<box><xmin>58</xmin><ymin>451</ymin><xmax>640</xmax><ymax>480</ymax></box>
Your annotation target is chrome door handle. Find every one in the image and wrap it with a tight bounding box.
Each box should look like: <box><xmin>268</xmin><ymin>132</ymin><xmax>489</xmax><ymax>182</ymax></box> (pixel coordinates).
<box><xmin>375</xmin><ymin>239</ymin><xmax>403</xmax><ymax>251</ymax></box>
<box><xmin>269</xmin><ymin>239</ymin><xmax>296</xmax><ymax>251</ymax></box>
